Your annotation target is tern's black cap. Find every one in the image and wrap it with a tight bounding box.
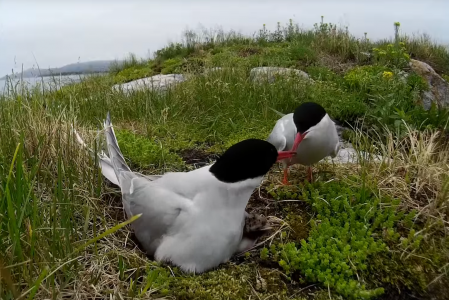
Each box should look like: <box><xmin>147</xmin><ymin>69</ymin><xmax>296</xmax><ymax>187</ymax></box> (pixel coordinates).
<box><xmin>210</xmin><ymin>139</ymin><xmax>278</xmax><ymax>183</ymax></box>
<box><xmin>293</xmin><ymin>102</ymin><xmax>326</xmax><ymax>134</ymax></box>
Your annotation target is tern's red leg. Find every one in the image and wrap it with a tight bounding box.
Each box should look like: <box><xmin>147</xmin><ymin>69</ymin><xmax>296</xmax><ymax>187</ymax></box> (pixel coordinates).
<box><xmin>307</xmin><ymin>166</ymin><xmax>313</xmax><ymax>182</ymax></box>
<box><xmin>282</xmin><ymin>168</ymin><xmax>290</xmax><ymax>185</ymax></box>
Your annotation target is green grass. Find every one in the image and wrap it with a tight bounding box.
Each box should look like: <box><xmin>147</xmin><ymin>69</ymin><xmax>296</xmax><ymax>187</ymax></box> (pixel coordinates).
<box><xmin>1</xmin><ymin>18</ymin><xmax>449</xmax><ymax>299</ymax></box>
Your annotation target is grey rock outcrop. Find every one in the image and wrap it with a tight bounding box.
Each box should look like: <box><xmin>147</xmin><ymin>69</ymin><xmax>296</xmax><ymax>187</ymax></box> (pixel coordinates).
<box><xmin>112</xmin><ymin>74</ymin><xmax>186</xmax><ymax>94</ymax></box>
<box><xmin>326</xmin><ymin>143</ymin><xmax>386</xmax><ymax>164</ymax></box>
<box><xmin>409</xmin><ymin>59</ymin><xmax>449</xmax><ymax>110</ymax></box>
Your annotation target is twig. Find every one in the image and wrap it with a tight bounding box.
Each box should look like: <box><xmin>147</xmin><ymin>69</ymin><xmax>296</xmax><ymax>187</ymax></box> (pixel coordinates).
<box><xmin>246</xmin><ymin>279</ymin><xmax>262</xmax><ymax>300</ymax></box>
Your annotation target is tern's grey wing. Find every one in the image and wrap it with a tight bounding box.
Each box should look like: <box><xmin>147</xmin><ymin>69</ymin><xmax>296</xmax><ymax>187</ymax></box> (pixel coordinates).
<box><xmin>267</xmin><ymin>113</ymin><xmax>296</xmax><ymax>151</ymax></box>
<box><xmin>267</xmin><ymin>127</ymin><xmax>287</xmax><ymax>151</ymax></box>
<box><xmin>301</xmin><ymin>114</ymin><xmax>341</xmax><ymax>161</ymax></box>
<box><xmin>327</xmin><ymin>118</ymin><xmax>341</xmax><ymax>158</ymax></box>
<box><xmin>319</xmin><ymin>114</ymin><xmax>341</xmax><ymax>158</ymax></box>
<box><xmin>119</xmin><ymin>172</ymin><xmax>193</xmax><ymax>255</ymax></box>
<box><xmin>141</xmin><ymin>174</ymin><xmax>163</xmax><ymax>181</ymax></box>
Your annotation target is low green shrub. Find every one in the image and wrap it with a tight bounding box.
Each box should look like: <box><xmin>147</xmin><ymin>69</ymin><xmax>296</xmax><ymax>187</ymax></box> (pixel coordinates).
<box><xmin>161</xmin><ymin>57</ymin><xmax>183</xmax><ymax>74</ymax></box>
<box><xmin>114</xmin><ymin>66</ymin><xmax>155</xmax><ymax>83</ymax></box>
<box><xmin>372</xmin><ymin>42</ymin><xmax>410</xmax><ymax>69</ymax></box>
<box><xmin>344</xmin><ymin>65</ymin><xmax>390</xmax><ymax>93</ymax></box>
<box><xmin>263</xmin><ymin>180</ymin><xmax>421</xmax><ymax>299</ymax></box>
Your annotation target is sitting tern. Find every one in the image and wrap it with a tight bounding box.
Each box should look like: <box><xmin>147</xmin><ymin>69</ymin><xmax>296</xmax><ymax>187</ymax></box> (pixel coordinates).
<box><xmin>74</xmin><ymin>113</ymin><xmax>296</xmax><ymax>273</ymax></box>
<box><xmin>73</xmin><ymin>127</ymin><xmax>274</xmax><ymax>254</ymax></box>
<box><xmin>267</xmin><ymin>102</ymin><xmax>340</xmax><ymax>184</ymax></box>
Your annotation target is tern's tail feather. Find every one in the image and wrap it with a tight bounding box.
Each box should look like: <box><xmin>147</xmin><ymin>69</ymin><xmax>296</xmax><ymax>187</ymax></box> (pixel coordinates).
<box><xmin>72</xmin><ymin>125</ymin><xmax>121</xmax><ymax>186</ymax></box>
<box><xmin>103</xmin><ymin>112</ymin><xmax>131</xmax><ymax>185</ymax></box>
<box><xmin>268</xmin><ymin>107</ymin><xmax>286</xmax><ymax>117</ymax></box>
<box><xmin>73</xmin><ymin>120</ymin><xmax>159</xmax><ymax>186</ymax></box>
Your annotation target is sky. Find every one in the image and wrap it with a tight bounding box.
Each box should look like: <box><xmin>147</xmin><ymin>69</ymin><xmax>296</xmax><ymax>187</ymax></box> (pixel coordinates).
<box><xmin>1</xmin><ymin>0</ymin><xmax>448</xmax><ymax>77</ymax></box>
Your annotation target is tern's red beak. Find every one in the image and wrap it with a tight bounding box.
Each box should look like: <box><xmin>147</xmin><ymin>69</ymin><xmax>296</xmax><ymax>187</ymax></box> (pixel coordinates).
<box><xmin>292</xmin><ymin>132</ymin><xmax>307</xmax><ymax>152</ymax></box>
<box><xmin>276</xmin><ymin>150</ymin><xmax>296</xmax><ymax>161</ymax></box>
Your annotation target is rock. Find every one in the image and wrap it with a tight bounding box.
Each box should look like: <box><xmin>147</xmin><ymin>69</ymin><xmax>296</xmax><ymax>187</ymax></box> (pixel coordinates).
<box><xmin>409</xmin><ymin>59</ymin><xmax>449</xmax><ymax>110</ymax></box>
<box><xmin>323</xmin><ymin>124</ymin><xmax>387</xmax><ymax>164</ymax></box>
<box><xmin>326</xmin><ymin>144</ymin><xmax>386</xmax><ymax>164</ymax></box>
<box><xmin>112</xmin><ymin>74</ymin><xmax>186</xmax><ymax>94</ymax></box>
<box><xmin>250</xmin><ymin>67</ymin><xmax>312</xmax><ymax>84</ymax></box>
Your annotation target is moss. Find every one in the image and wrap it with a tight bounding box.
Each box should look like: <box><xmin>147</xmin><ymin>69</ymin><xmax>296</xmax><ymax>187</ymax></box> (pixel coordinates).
<box><xmin>168</xmin><ymin>264</ymin><xmax>298</xmax><ymax>300</ymax></box>
<box><xmin>285</xmin><ymin>213</ymin><xmax>310</xmax><ymax>242</ymax></box>
<box><xmin>366</xmin><ymin>235</ymin><xmax>449</xmax><ymax>298</ymax></box>
<box><xmin>366</xmin><ymin>252</ymin><xmax>427</xmax><ymax>292</ymax></box>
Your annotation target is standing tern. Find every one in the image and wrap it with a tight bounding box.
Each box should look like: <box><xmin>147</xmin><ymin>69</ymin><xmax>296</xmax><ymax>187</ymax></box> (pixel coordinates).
<box><xmin>267</xmin><ymin>102</ymin><xmax>340</xmax><ymax>184</ymax></box>
<box><xmin>75</xmin><ymin>113</ymin><xmax>296</xmax><ymax>273</ymax></box>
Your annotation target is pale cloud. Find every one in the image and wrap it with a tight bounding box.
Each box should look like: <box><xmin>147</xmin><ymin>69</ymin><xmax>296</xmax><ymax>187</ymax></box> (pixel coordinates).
<box><xmin>1</xmin><ymin>0</ymin><xmax>448</xmax><ymax>76</ymax></box>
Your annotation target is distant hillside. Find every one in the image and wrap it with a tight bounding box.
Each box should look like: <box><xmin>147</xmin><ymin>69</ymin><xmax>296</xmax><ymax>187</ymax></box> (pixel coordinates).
<box><xmin>1</xmin><ymin>60</ymin><xmax>121</xmax><ymax>80</ymax></box>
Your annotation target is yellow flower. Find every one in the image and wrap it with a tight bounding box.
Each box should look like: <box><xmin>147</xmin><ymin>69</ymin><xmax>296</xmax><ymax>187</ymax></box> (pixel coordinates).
<box><xmin>383</xmin><ymin>71</ymin><xmax>393</xmax><ymax>79</ymax></box>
